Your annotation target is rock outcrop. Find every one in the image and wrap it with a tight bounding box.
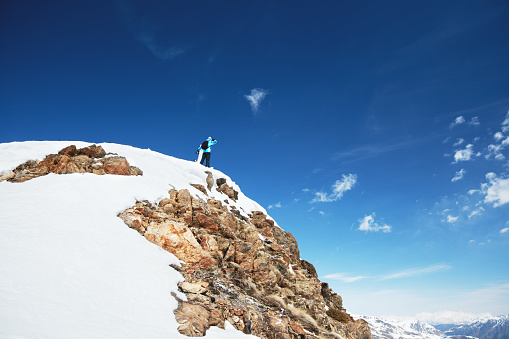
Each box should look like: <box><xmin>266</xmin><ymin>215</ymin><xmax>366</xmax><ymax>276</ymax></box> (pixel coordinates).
<box><xmin>0</xmin><ymin>144</ymin><xmax>143</xmax><ymax>183</ymax></box>
<box><xmin>118</xmin><ymin>172</ymin><xmax>371</xmax><ymax>339</ymax></box>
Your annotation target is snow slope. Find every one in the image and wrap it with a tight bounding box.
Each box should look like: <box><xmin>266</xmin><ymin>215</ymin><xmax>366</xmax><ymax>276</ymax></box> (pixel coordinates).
<box><xmin>0</xmin><ymin>141</ymin><xmax>264</xmax><ymax>339</ymax></box>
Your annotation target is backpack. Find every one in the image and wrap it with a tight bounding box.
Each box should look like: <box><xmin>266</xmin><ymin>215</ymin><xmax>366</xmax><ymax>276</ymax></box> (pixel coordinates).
<box><xmin>201</xmin><ymin>140</ymin><xmax>209</xmax><ymax>150</ymax></box>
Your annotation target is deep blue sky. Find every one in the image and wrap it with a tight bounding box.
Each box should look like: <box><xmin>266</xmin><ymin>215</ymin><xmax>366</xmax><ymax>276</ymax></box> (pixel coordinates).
<box><xmin>1</xmin><ymin>0</ymin><xmax>509</xmax><ymax>319</ymax></box>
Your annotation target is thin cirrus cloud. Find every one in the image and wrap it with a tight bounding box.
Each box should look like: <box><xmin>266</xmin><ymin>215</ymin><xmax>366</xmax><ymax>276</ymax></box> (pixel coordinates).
<box><xmin>502</xmin><ymin>111</ymin><xmax>509</xmax><ymax>133</ymax></box>
<box><xmin>244</xmin><ymin>88</ymin><xmax>269</xmax><ymax>114</ymax></box>
<box><xmin>311</xmin><ymin>174</ymin><xmax>357</xmax><ymax>203</ymax></box>
<box><xmin>137</xmin><ymin>33</ymin><xmax>187</xmax><ymax>60</ymax></box>
<box><xmin>322</xmin><ymin>264</ymin><xmax>451</xmax><ymax>283</ymax></box>
<box><xmin>453</xmin><ymin>138</ymin><xmax>465</xmax><ymax>147</ymax></box>
<box><xmin>321</xmin><ymin>273</ymin><xmax>367</xmax><ymax>283</ymax></box>
<box><xmin>115</xmin><ymin>0</ymin><xmax>187</xmax><ymax>61</ymax></box>
<box><xmin>378</xmin><ymin>264</ymin><xmax>452</xmax><ymax>281</ymax></box>
<box><xmin>451</xmin><ymin>169</ymin><xmax>466</xmax><ymax>182</ymax></box>
<box><xmin>332</xmin><ymin>138</ymin><xmax>425</xmax><ymax>163</ymax></box>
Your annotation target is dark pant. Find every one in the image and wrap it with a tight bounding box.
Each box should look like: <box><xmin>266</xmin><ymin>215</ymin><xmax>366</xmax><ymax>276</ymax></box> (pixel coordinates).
<box><xmin>200</xmin><ymin>152</ymin><xmax>211</xmax><ymax>167</ymax></box>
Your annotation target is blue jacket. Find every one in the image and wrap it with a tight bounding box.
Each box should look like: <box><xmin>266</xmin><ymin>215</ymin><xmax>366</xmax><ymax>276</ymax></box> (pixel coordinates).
<box><xmin>199</xmin><ymin>138</ymin><xmax>217</xmax><ymax>153</ymax></box>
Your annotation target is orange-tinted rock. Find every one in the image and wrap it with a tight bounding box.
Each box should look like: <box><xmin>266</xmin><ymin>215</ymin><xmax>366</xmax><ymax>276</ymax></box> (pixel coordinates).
<box><xmin>193</xmin><ymin>213</ymin><xmax>218</xmax><ymax>232</ymax></box>
<box><xmin>58</xmin><ymin>145</ymin><xmax>78</xmax><ymax>156</ymax></box>
<box><xmin>354</xmin><ymin>319</ymin><xmax>372</xmax><ymax>339</ymax></box>
<box><xmin>102</xmin><ymin>156</ymin><xmax>130</xmax><ymax>175</ymax></box>
<box><xmin>0</xmin><ymin>172</ymin><xmax>15</xmax><ymax>182</ymax></box>
<box><xmin>78</xmin><ymin>144</ymin><xmax>106</xmax><ymax>158</ymax></box>
<box><xmin>190</xmin><ymin>184</ymin><xmax>208</xmax><ymax>196</ymax></box>
<box><xmin>289</xmin><ymin>321</ymin><xmax>307</xmax><ymax>335</ymax></box>
<box><xmin>174</xmin><ymin>301</ymin><xmax>211</xmax><ymax>336</ymax></box>
<box><xmin>7</xmin><ymin>145</ymin><xmax>142</xmax><ymax>182</ymax></box>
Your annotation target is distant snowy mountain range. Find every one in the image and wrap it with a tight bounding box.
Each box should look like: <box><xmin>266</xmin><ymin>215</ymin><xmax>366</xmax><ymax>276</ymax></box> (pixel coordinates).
<box><xmin>356</xmin><ymin>314</ymin><xmax>509</xmax><ymax>339</ymax></box>
<box><xmin>355</xmin><ymin>315</ymin><xmax>446</xmax><ymax>339</ymax></box>
<box><xmin>435</xmin><ymin>315</ymin><xmax>509</xmax><ymax>339</ymax></box>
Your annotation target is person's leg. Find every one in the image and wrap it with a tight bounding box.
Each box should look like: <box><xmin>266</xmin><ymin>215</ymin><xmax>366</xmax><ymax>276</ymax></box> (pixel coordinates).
<box><xmin>200</xmin><ymin>152</ymin><xmax>206</xmax><ymax>165</ymax></box>
<box><xmin>205</xmin><ymin>153</ymin><xmax>211</xmax><ymax>167</ymax></box>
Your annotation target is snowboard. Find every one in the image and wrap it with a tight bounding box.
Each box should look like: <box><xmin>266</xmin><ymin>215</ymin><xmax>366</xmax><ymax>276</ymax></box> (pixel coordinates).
<box><xmin>196</xmin><ymin>149</ymin><xmax>203</xmax><ymax>163</ymax></box>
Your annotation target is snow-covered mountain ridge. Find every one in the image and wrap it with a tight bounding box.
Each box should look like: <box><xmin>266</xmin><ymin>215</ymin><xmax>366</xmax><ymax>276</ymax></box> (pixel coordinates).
<box><xmin>435</xmin><ymin>315</ymin><xmax>509</xmax><ymax>339</ymax></box>
<box><xmin>354</xmin><ymin>315</ymin><xmax>446</xmax><ymax>339</ymax></box>
<box><xmin>356</xmin><ymin>314</ymin><xmax>509</xmax><ymax>339</ymax></box>
<box><xmin>0</xmin><ymin>141</ymin><xmax>371</xmax><ymax>339</ymax></box>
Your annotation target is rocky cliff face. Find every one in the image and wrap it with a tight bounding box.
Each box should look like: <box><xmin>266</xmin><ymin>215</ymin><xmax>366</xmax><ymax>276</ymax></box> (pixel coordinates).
<box><xmin>118</xmin><ymin>171</ymin><xmax>371</xmax><ymax>339</ymax></box>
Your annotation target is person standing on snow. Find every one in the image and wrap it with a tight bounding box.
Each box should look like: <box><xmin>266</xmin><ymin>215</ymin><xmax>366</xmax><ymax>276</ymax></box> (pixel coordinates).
<box><xmin>197</xmin><ymin>137</ymin><xmax>217</xmax><ymax>167</ymax></box>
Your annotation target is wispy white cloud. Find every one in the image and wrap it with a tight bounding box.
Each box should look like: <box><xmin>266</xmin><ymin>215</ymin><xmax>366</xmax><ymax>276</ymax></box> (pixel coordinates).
<box><xmin>483</xmin><ymin>112</ymin><xmax>509</xmax><ymax>160</ymax></box>
<box><xmin>358</xmin><ymin>213</ymin><xmax>392</xmax><ymax>233</ymax></box>
<box><xmin>333</xmin><ymin>139</ymin><xmax>425</xmax><ymax>163</ymax></box>
<box><xmin>322</xmin><ymin>272</ymin><xmax>367</xmax><ymax>283</ymax></box>
<box><xmin>451</xmin><ymin>169</ymin><xmax>466</xmax><ymax>182</ymax></box>
<box><xmin>502</xmin><ymin>111</ymin><xmax>509</xmax><ymax>133</ymax></box>
<box><xmin>244</xmin><ymin>88</ymin><xmax>269</xmax><ymax>114</ymax></box>
<box><xmin>323</xmin><ymin>264</ymin><xmax>451</xmax><ymax>284</ymax></box>
<box><xmin>468</xmin><ymin>206</ymin><xmax>484</xmax><ymax>219</ymax></box>
<box><xmin>268</xmin><ymin>202</ymin><xmax>281</xmax><ymax>209</ymax></box>
<box><xmin>485</xmin><ymin>143</ymin><xmax>505</xmax><ymax>160</ymax></box>
<box><xmin>494</xmin><ymin>132</ymin><xmax>504</xmax><ymax>141</ymax></box>
<box><xmin>355</xmin><ymin>283</ymin><xmax>508</xmax><ymax>321</ymax></box>
<box><xmin>459</xmin><ymin>283</ymin><xmax>509</xmax><ymax>314</ymax></box>
<box><xmin>137</xmin><ymin>33</ymin><xmax>187</xmax><ymax>60</ymax></box>
<box><xmin>469</xmin><ymin>116</ymin><xmax>480</xmax><ymax>126</ymax></box>
<box><xmin>450</xmin><ymin>116</ymin><xmax>466</xmax><ymax>128</ymax></box>
<box><xmin>311</xmin><ymin>174</ymin><xmax>357</xmax><ymax>203</ymax></box>
<box><xmin>500</xmin><ymin>227</ymin><xmax>509</xmax><ymax>234</ymax></box>
<box><xmin>446</xmin><ymin>115</ymin><xmax>477</xmax><ymax>131</ymax></box>
<box><xmin>114</xmin><ymin>0</ymin><xmax>187</xmax><ymax>61</ymax></box>
<box><xmin>469</xmin><ymin>239</ymin><xmax>492</xmax><ymax>246</ymax></box>
<box><xmin>453</xmin><ymin>138</ymin><xmax>465</xmax><ymax>147</ymax></box>
<box><xmin>379</xmin><ymin>264</ymin><xmax>451</xmax><ymax>281</ymax></box>
<box><xmin>441</xmin><ymin>208</ymin><xmax>451</xmax><ymax>215</ymax></box>
<box><xmin>446</xmin><ymin>215</ymin><xmax>459</xmax><ymax>223</ymax></box>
